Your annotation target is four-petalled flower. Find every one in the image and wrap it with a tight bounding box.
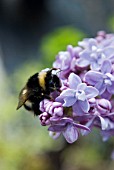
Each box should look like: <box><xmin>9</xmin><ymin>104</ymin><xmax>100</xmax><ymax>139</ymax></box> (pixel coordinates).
<box><xmin>85</xmin><ymin>60</ymin><xmax>114</xmax><ymax>99</ymax></box>
<box><xmin>56</xmin><ymin>73</ymin><xmax>99</xmax><ymax>116</ymax></box>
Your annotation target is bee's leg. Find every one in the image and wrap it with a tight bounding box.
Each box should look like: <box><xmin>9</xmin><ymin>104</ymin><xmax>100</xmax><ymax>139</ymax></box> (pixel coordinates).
<box><xmin>32</xmin><ymin>102</ymin><xmax>42</xmax><ymax>116</ymax></box>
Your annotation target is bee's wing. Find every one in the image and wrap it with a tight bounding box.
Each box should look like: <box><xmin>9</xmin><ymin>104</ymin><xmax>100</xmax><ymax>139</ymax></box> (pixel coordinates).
<box><xmin>16</xmin><ymin>87</ymin><xmax>33</xmax><ymax>110</ymax></box>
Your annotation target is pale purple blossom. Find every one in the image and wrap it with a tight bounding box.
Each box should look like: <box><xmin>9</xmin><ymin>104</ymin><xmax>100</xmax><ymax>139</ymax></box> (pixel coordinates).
<box><xmin>81</xmin><ymin>98</ymin><xmax>113</xmax><ymax>136</ymax></box>
<box><xmin>36</xmin><ymin>31</ymin><xmax>114</xmax><ymax>143</ymax></box>
<box><xmin>96</xmin><ymin>99</ymin><xmax>112</xmax><ymax>115</ymax></box>
<box><xmin>53</xmin><ymin>45</ymin><xmax>82</xmax><ymax>79</ymax></box>
<box><xmin>48</xmin><ymin>117</ymin><xmax>90</xmax><ymax>143</ymax></box>
<box><xmin>85</xmin><ymin>60</ymin><xmax>114</xmax><ymax>99</ymax></box>
<box><xmin>56</xmin><ymin>73</ymin><xmax>99</xmax><ymax>116</ymax></box>
<box><xmin>77</xmin><ymin>38</ymin><xmax>114</xmax><ymax>70</ymax></box>
<box><xmin>39</xmin><ymin>112</ymin><xmax>51</xmax><ymax>126</ymax></box>
<box><xmin>39</xmin><ymin>99</ymin><xmax>63</xmax><ymax>125</ymax></box>
<box><xmin>53</xmin><ymin>50</ymin><xmax>72</xmax><ymax>79</ymax></box>
<box><xmin>53</xmin><ymin>46</ymin><xmax>74</xmax><ymax>79</ymax></box>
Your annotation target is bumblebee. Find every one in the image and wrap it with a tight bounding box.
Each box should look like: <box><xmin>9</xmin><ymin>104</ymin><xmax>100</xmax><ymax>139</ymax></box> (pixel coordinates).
<box><xmin>16</xmin><ymin>68</ymin><xmax>61</xmax><ymax>116</ymax></box>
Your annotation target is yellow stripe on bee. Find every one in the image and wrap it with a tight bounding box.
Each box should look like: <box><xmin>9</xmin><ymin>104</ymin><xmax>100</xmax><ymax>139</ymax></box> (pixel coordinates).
<box><xmin>38</xmin><ymin>71</ymin><xmax>47</xmax><ymax>90</ymax></box>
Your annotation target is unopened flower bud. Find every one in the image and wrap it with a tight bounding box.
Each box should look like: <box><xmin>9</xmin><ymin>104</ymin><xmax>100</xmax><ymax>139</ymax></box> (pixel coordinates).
<box><xmin>39</xmin><ymin>112</ymin><xmax>51</xmax><ymax>126</ymax></box>
<box><xmin>97</xmin><ymin>99</ymin><xmax>112</xmax><ymax>115</ymax></box>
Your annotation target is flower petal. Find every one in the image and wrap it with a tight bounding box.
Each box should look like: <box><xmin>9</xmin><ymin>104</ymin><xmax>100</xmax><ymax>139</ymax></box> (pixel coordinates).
<box><xmin>76</xmin><ymin>57</ymin><xmax>90</xmax><ymax>67</ymax></box>
<box><xmin>73</xmin><ymin>123</ymin><xmax>90</xmax><ymax>131</ymax></box>
<box><xmin>68</xmin><ymin>73</ymin><xmax>82</xmax><ymax>89</ymax></box>
<box><xmin>79</xmin><ymin>50</ymin><xmax>91</xmax><ymax>60</ymax></box>
<box><xmin>101</xmin><ymin>89</ymin><xmax>112</xmax><ymax>100</ymax></box>
<box><xmin>85</xmin><ymin>71</ymin><xmax>103</xmax><ymax>85</ymax></box>
<box><xmin>95</xmin><ymin>81</ymin><xmax>106</xmax><ymax>95</ymax></box>
<box><xmin>63</xmin><ymin>124</ymin><xmax>79</xmax><ymax>143</ymax></box>
<box><xmin>81</xmin><ymin>116</ymin><xmax>96</xmax><ymax>136</ymax></box>
<box><xmin>85</xmin><ymin>86</ymin><xmax>99</xmax><ymax>99</ymax></box>
<box><xmin>107</xmin><ymin>81</ymin><xmax>114</xmax><ymax>94</ymax></box>
<box><xmin>100</xmin><ymin>117</ymin><xmax>114</xmax><ymax>131</ymax></box>
<box><xmin>63</xmin><ymin>97</ymin><xmax>76</xmax><ymax>107</ymax></box>
<box><xmin>60</xmin><ymin>89</ymin><xmax>75</xmax><ymax>97</ymax></box>
<box><xmin>103</xmin><ymin>47</ymin><xmax>114</xmax><ymax>57</ymax></box>
<box><xmin>101</xmin><ymin>60</ymin><xmax>112</xmax><ymax>74</ymax></box>
<box><xmin>56</xmin><ymin>89</ymin><xmax>76</xmax><ymax>105</ymax></box>
<box><xmin>98</xmin><ymin>116</ymin><xmax>108</xmax><ymax>130</ymax></box>
<box><xmin>50</xmin><ymin>117</ymin><xmax>73</xmax><ymax>126</ymax></box>
<box><xmin>77</xmin><ymin>83</ymin><xmax>87</xmax><ymax>91</ymax></box>
<box><xmin>48</xmin><ymin>125</ymin><xmax>65</xmax><ymax>132</ymax></box>
<box><xmin>88</xmin><ymin>38</ymin><xmax>98</xmax><ymax>50</ymax></box>
<box><xmin>90</xmin><ymin>61</ymin><xmax>100</xmax><ymax>70</ymax></box>
<box><xmin>54</xmin><ymin>107</ymin><xmax>63</xmax><ymax>116</ymax></box>
<box><xmin>73</xmin><ymin>102</ymin><xmax>85</xmax><ymax>116</ymax></box>
<box><xmin>78</xmin><ymin>100</ymin><xmax>90</xmax><ymax>113</ymax></box>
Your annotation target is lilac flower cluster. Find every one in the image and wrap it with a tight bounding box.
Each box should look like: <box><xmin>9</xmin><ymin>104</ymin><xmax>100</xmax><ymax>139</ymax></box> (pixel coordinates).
<box><xmin>39</xmin><ymin>31</ymin><xmax>114</xmax><ymax>143</ymax></box>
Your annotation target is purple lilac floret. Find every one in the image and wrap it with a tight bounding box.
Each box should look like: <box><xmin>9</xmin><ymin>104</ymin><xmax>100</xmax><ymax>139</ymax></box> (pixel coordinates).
<box><xmin>56</xmin><ymin>73</ymin><xmax>99</xmax><ymax>116</ymax></box>
<box><xmin>85</xmin><ymin>60</ymin><xmax>114</xmax><ymax>99</ymax></box>
<box><xmin>38</xmin><ymin>31</ymin><xmax>114</xmax><ymax>143</ymax></box>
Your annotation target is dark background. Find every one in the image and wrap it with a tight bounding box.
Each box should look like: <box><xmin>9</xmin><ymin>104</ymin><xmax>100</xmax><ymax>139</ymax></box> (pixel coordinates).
<box><xmin>0</xmin><ymin>0</ymin><xmax>114</xmax><ymax>72</ymax></box>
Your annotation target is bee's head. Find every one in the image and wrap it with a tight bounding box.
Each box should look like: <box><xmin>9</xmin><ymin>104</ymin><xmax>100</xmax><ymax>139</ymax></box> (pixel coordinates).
<box><xmin>47</xmin><ymin>68</ymin><xmax>61</xmax><ymax>91</ymax></box>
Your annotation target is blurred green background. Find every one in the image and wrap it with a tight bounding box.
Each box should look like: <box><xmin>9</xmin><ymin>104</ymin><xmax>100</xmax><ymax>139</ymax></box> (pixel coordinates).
<box><xmin>1</xmin><ymin>0</ymin><xmax>114</xmax><ymax>170</ymax></box>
